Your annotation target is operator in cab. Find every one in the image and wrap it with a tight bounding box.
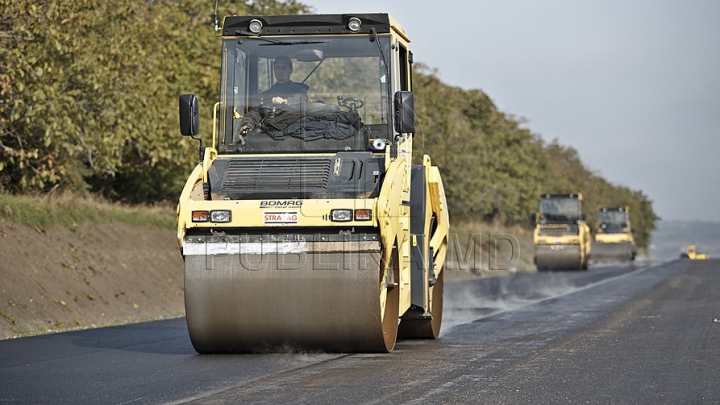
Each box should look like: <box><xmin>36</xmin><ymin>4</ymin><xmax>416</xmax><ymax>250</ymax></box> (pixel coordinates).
<box><xmin>239</xmin><ymin>56</ymin><xmax>309</xmax><ymax>132</ymax></box>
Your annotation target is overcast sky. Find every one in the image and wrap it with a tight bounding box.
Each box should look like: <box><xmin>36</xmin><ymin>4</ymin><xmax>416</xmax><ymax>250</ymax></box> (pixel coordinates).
<box><xmin>306</xmin><ymin>0</ymin><xmax>720</xmax><ymax>222</ymax></box>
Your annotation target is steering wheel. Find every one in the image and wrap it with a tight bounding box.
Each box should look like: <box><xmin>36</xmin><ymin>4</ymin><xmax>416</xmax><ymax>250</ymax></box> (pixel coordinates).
<box><xmin>337</xmin><ymin>95</ymin><xmax>364</xmax><ymax>112</ymax></box>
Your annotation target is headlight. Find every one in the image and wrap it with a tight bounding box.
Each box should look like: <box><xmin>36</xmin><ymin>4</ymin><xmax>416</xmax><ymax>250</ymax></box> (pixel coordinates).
<box><xmin>330</xmin><ymin>209</ymin><xmax>352</xmax><ymax>222</ymax></box>
<box><xmin>347</xmin><ymin>17</ymin><xmax>362</xmax><ymax>32</ymax></box>
<box><xmin>371</xmin><ymin>138</ymin><xmax>387</xmax><ymax>151</ymax></box>
<box><xmin>210</xmin><ymin>210</ymin><xmax>232</xmax><ymax>223</ymax></box>
<box><xmin>249</xmin><ymin>19</ymin><xmax>263</xmax><ymax>34</ymax></box>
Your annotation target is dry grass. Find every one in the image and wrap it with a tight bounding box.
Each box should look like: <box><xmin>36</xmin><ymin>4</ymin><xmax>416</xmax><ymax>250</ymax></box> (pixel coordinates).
<box><xmin>0</xmin><ymin>192</ymin><xmax>176</xmax><ymax>231</ymax></box>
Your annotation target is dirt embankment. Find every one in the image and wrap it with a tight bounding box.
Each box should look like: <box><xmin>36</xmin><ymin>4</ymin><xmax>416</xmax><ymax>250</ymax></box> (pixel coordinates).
<box><xmin>0</xmin><ymin>218</ymin><xmax>185</xmax><ymax>339</ymax></box>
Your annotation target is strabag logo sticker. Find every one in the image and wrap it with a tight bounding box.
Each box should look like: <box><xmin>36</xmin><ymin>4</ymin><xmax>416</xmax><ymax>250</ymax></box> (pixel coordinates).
<box><xmin>259</xmin><ymin>200</ymin><xmax>303</xmax><ymax>208</ymax></box>
<box><xmin>263</xmin><ymin>211</ymin><xmax>299</xmax><ymax>225</ymax></box>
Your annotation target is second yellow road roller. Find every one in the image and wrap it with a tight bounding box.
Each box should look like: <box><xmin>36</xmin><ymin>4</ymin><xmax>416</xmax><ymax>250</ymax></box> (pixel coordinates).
<box><xmin>593</xmin><ymin>206</ymin><xmax>637</xmax><ymax>262</ymax></box>
<box><xmin>533</xmin><ymin>193</ymin><xmax>591</xmax><ymax>271</ymax></box>
<box><xmin>176</xmin><ymin>13</ymin><xmax>449</xmax><ymax>353</ymax></box>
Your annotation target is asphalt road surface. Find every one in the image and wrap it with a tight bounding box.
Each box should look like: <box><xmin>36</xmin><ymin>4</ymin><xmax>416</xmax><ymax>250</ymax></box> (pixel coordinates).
<box><xmin>1</xmin><ymin>259</ymin><xmax>718</xmax><ymax>404</ymax></box>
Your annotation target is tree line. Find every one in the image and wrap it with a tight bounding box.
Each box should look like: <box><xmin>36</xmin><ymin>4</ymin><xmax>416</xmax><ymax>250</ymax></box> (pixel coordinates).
<box><xmin>0</xmin><ymin>0</ymin><xmax>658</xmax><ymax>249</ymax></box>
<box><xmin>412</xmin><ymin>65</ymin><xmax>659</xmax><ymax>249</ymax></box>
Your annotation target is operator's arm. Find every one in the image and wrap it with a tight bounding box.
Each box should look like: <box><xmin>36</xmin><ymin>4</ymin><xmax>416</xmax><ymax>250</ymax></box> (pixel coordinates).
<box><xmin>280</xmin><ymin>91</ymin><xmax>309</xmax><ymax>105</ymax></box>
<box><xmin>268</xmin><ymin>82</ymin><xmax>309</xmax><ymax>105</ymax></box>
<box><xmin>239</xmin><ymin>108</ymin><xmax>261</xmax><ymax>131</ymax></box>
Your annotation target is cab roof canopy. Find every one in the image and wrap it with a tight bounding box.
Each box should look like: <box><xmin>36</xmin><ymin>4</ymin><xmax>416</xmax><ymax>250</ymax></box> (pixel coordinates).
<box><xmin>223</xmin><ymin>14</ymin><xmax>392</xmax><ymax>36</ymax></box>
<box><xmin>600</xmin><ymin>207</ymin><xmax>628</xmax><ymax>212</ymax></box>
<box><xmin>541</xmin><ymin>193</ymin><xmax>582</xmax><ymax>200</ymax></box>
<box><xmin>222</xmin><ymin>14</ymin><xmax>397</xmax><ymax>37</ymax></box>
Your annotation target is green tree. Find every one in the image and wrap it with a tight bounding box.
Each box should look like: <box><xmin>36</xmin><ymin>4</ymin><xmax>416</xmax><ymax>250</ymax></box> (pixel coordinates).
<box><xmin>413</xmin><ymin>64</ymin><xmax>551</xmax><ymax>223</ymax></box>
<box><xmin>1</xmin><ymin>0</ymin><xmax>309</xmax><ymax>202</ymax></box>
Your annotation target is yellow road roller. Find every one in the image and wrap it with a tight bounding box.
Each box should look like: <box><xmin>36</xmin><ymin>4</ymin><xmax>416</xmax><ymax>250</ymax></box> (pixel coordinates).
<box><xmin>176</xmin><ymin>14</ymin><xmax>449</xmax><ymax>353</ymax></box>
<box><xmin>593</xmin><ymin>206</ymin><xmax>636</xmax><ymax>262</ymax></box>
<box><xmin>533</xmin><ymin>193</ymin><xmax>591</xmax><ymax>271</ymax></box>
<box><xmin>683</xmin><ymin>245</ymin><xmax>709</xmax><ymax>260</ymax></box>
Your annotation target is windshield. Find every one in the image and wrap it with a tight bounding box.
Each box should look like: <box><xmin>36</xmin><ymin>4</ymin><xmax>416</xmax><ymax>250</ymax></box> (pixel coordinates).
<box><xmin>599</xmin><ymin>211</ymin><xmax>627</xmax><ymax>224</ymax></box>
<box><xmin>217</xmin><ymin>35</ymin><xmax>391</xmax><ymax>154</ymax></box>
<box><xmin>539</xmin><ymin>198</ymin><xmax>580</xmax><ymax>222</ymax></box>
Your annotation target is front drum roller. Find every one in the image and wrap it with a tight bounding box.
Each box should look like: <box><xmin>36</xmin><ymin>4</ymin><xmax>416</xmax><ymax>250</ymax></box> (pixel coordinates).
<box><xmin>183</xmin><ymin>239</ymin><xmax>399</xmax><ymax>353</ymax></box>
<box><xmin>535</xmin><ymin>244</ymin><xmax>582</xmax><ymax>271</ymax></box>
<box><xmin>592</xmin><ymin>241</ymin><xmax>634</xmax><ymax>263</ymax></box>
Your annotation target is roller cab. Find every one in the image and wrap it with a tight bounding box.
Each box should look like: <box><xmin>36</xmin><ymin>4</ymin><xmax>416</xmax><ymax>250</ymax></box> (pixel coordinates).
<box><xmin>176</xmin><ymin>14</ymin><xmax>449</xmax><ymax>353</ymax></box>
<box><xmin>533</xmin><ymin>193</ymin><xmax>591</xmax><ymax>271</ymax></box>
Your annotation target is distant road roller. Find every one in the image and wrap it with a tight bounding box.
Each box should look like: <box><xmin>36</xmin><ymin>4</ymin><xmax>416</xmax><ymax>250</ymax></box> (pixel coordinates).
<box><xmin>176</xmin><ymin>14</ymin><xmax>449</xmax><ymax>353</ymax></box>
<box><xmin>533</xmin><ymin>193</ymin><xmax>591</xmax><ymax>271</ymax></box>
<box><xmin>682</xmin><ymin>245</ymin><xmax>709</xmax><ymax>260</ymax></box>
<box><xmin>593</xmin><ymin>206</ymin><xmax>636</xmax><ymax>262</ymax></box>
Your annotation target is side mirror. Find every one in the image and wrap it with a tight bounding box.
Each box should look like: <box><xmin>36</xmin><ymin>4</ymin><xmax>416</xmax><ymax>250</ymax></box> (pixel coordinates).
<box><xmin>531</xmin><ymin>213</ymin><xmax>537</xmax><ymax>222</ymax></box>
<box><xmin>394</xmin><ymin>91</ymin><xmax>415</xmax><ymax>134</ymax></box>
<box><xmin>581</xmin><ymin>211</ymin><xmax>587</xmax><ymax>221</ymax></box>
<box><xmin>179</xmin><ymin>94</ymin><xmax>199</xmax><ymax>136</ymax></box>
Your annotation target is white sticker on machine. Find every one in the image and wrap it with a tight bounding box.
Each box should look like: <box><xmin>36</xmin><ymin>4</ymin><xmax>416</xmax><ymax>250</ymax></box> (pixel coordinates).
<box><xmin>263</xmin><ymin>211</ymin><xmax>299</xmax><ymax>225</ymax></box>
<box><xmin>183</xmin><ymin>241</ymin><xmax>308</xmax><ymax>256</ymax></box>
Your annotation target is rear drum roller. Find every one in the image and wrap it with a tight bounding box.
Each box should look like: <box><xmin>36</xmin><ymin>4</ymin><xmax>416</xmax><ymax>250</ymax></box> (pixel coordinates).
<box><xmin>397</xmin><ymin>270</ymin><xmax>444</xmax><ymax>339</ymax></box>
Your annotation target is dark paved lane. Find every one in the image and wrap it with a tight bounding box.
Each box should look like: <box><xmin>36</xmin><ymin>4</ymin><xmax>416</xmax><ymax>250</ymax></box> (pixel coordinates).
<box><xmin>0</xmin><ymin>320</ymin><xmax>341</xmax><ymax>404</ymax></box>
<box><xmin>482</xmin><ymin>258</ymin><xmax>720</xmax><ymax>404</ymax></box>
<box><xmin>2</xmin><ymin>260</ymin><xmax>717</xmax><ymax>404</ymax></box>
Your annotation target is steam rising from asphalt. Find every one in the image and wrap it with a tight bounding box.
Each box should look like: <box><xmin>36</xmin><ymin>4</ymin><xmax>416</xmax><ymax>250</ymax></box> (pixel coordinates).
<box><xmin>442</xmin><ymin>272</ymin><xmax>579</xmax><ymax>331</ymax></box>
